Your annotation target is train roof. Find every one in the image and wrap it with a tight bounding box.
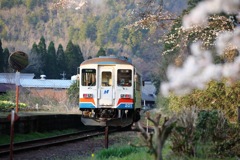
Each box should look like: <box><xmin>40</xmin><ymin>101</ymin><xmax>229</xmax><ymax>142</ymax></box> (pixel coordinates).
<box><xmin>80</xmin><ymin>56</ymin><xmax>133</xmax><ymax>66</ymax></box>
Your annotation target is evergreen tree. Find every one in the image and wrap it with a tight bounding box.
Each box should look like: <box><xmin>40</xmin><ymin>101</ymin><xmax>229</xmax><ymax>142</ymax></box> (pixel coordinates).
<box><xmin>65</xmin><ymin>41</ymin><xmax>84</xmax><ymax>79</ymax></box>
<box><xmin>75</xmin><ymin>44</ymin><xmax>85</xmax><ymax>64</ymax></box>
<box><xmin>46</xmin><ymin>41</ymin><xmax>57</xmax><ymax>79</ymax></box>
<box><xmin>96</xmin><ymin>47</ymin><xmax>106</xmax><ymax>57</ymax></box>
<box><xmin>3</xmin><ymin>48</ymin><xmax>10</xmax><ymax>72</ymax></box>
<box><xmin>26</xmin><ymin>42</ymin><xmax>42</xmax><ymax>78</ymax></box>
<box><xmin>65</xmin><ymin>40</ymin><xmax>76</xmax><ymax>79</ymax></box>
<box><xmin>38</xmin><ymin>36</ymin><xmax>47</xmax><ymax>76</ymax></box>
<box><xmin>0</xmin><ymin>40</ymin><xmax>4</xmax><ymax>72</ymax></box>
<box><xmin>56</xmin><ymin>44</ymin><xmax>66</xmax><ymax>79</ymax></box>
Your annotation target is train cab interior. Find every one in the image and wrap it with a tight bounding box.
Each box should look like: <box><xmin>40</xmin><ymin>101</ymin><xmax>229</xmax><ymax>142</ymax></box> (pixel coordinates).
<box><xmin>101</xmin><ymin>71</ymin><xmax>112</xmax><ymax>86</ymax></box>
<box><xmin>117</xmin><ymin>69</ymin><xmax>132</xmax><ymax>87</ymax></box>
<box><xmin>81</xmin><ymin>69</ymin><xmax>96</xmax><ymax>86</ymax></box>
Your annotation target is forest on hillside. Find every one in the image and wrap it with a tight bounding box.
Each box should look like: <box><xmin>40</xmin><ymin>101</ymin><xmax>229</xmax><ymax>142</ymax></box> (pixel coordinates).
<box><xmin>0</xmin><ymin>0</ymin><xmax>187</xmax><ymax>80</ymax></box>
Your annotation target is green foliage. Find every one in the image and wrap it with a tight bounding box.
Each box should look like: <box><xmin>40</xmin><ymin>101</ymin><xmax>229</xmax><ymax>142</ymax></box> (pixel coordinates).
<box><xmin>95</xmin><ymin>17</ymin><xmax>109</xmax><ymax>46</ymax></box>
<box><xmin>0</xmin><ymin>100</ymin><xmax>27</xmax><ymax>111</ymax></box>
<box><xmin>195</xmin><ymin>110</ymin><xmax>226</xmax><ymax>142</ymax></box>
<box><xmin>96</xmin><ymin>47</ymin><xmax>106</xmax><ymax>57</ymax></box>
<box><xmin>56</xmin><ymin>44</ymin><xmax>66</xmax><ymax>79</ymax></box>
<box><xmin>0</xmin><ymin>19</ymin><xmax>7</xmax><ymax>39</ymax></box>
<box><xmin>213</xmin><ymin>123</ymin><xmax>240</xmax><ymax>158</ymax></box>
<box><xmin>39</xmin><ymin>7</ymin><xmax>49</xmax><ymax>22</ymax></box>
<box><xmin>37</xmin><ymin>36</ymin><xmax>47</xmax><ymax>76</ymax></box>
<box><xmin>151</xmin><ymin>74</ymin><xmax>161</xmax><ymax>94</ymax></box>
<box><xmin>0</xmin><ymin>0</ymin><xmax>14</xmax><ymax>9</ymax></box>
<box><xmin>156</xmin><ymin>94</ymin><xmax>170</xmax><ymax>113</ymax></box>
<box><xmin>171</xmin><ymin>108</ymin><xmax>198</xmax><ymax>156</ymax></box>
<box><xmin>117</xmin><ymin>28</ymin><xmax>129</xmax><ymax>44</ymax></box>
<box><xmin>25</xmin><ymin>0</ymin><xmax>36</xmax><ymax>10</ymax></box>
<box><xmin>0</xmin><ymin>0</ymin><xmax>46</xmax><ymax>9</ymax></box>
<box><xmin>171</xmin><ymin>107</ymin><xmax>240</xmax><ymax>159</ymax></box>
<box><xmin>0</xmin><ymin>39</ymin><xmax>4</xmax><ymax>72</ymax></box>
<box><xmin>168</xmin><ymin>80</ymin><xmax>240</xmax><ymax>122</ymax></box>
<box><xmin>0</xmin><ymin>129</ymin><xmax>78</xmax><ymax>145</ymax></box>
<box><xmin>67</xmin><ymin>81</ymin><xmax>79</xmax><ymax>105</ymax></box>
<box><xmin>0</xmin><ymin>92</ymin><xmax>11</xmax><ymax>101</ymax></box>
<box><xmin>68</xmin><ymin>26</ymin><xmax>78</xmax><ymax>41</ymax></box>
<box><xmin>38</xmin><ymin>36</ymin><xmax>47</xmax><ymax>57</ymax></box>
<box><xmin>95</xmin><ymin>146</ymin><xmax>139</xmax><ymax>159</ymax></box>
<box><xmin>65</xmin><ymin>40</ymin><xmax>84</xmax><ymax>78</ymax></box>
<box><xmin>127</xmin><ymin>30</ymin><xmax>143</xmax><ymax>53</ymax></box>
<box><xmin>20</xmin><ymin>37</ymin><xmax>84</xmax><ymax>80</ymax></box>
<box><xmin>85</xmin><ymin>17</ymin><xmax>97</xmax><ymax>41</ymax></box>
<box><xmin>108</xmin><ymin>17</ymin><xmax>122</xmax><ymax>43</ymax></box>
<box><xmin>46</xmin><ymin>41</ymin><xmax>57</xmax><ymax>79</ymax></box>
<box><xmin>26</xmin><ymin>12</ymin><xmax>39</xmax><ymax>26</ymax></box>
<box><xmin>25</xmin><ymin>42</ymin><xmax>42</xmax><ymax>77</ymax></box>
<box><xmin>3</xmin><ymin>48</ymin><xmax>10</xmax><ymax>72</ymax></box>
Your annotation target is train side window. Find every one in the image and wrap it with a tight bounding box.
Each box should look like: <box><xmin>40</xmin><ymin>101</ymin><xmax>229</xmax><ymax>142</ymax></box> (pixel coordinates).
<box><xmin>117</xmin><ymin>69</ymin><xmax>132</xmax><ymax>87</ymax></box>
<box><xmin>102</xmin><ymin>71</ymin><xmax>112</xmax><ymax>86</ymax></box>
<box><xmin>81</xmin><ymin>69</ymin><xmax>96</xmax><ymax>86</ymax></box>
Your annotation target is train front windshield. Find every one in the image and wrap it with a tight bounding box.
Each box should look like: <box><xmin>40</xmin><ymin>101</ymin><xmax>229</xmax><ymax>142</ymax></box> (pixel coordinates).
<box><xmin>117</xmin><ymin>69</ymin><xmax>132</xmax><ymax>87</ymax></box>
<box><xmin>81</xmin><ymin>69</ymin><xmax>96</xmax><ymax>86</ymax></box>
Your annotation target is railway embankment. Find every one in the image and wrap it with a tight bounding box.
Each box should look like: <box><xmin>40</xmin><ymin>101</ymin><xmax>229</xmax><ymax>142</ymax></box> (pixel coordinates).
<box><xmin>0</xmin><ymin>113</ymin><xmax>83</xmax><ymax>134</ymax></box>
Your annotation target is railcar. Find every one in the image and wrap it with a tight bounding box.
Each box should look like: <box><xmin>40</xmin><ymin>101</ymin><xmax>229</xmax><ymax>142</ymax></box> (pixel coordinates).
<box><xmin>78</xmin><ymin>56</ymin><xmax>143</xmax><ymax>127</ymax></box>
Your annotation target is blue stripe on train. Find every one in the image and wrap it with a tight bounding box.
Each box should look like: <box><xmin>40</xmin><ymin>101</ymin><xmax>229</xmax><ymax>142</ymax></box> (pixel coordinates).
<box><xmin>79</xmin><ymin>103</ymin><xmax>96</xmax><ymax>108</ymax></box>
<box><xmin>80</xmin><ymin>103</ymin><xmax>134</xmax><ymax>109</ymax></box>
<box><xmin>117</xmin><ymin>103</ymin><xmax>133</xmax><ymax>109</ymax></box>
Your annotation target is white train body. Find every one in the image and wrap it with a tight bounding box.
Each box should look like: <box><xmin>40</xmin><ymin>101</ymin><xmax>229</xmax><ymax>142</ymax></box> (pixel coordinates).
<box><xmin>78</xmin><ymin>56</ymin><xmax>142</xmax><ymax>126</ymax></box>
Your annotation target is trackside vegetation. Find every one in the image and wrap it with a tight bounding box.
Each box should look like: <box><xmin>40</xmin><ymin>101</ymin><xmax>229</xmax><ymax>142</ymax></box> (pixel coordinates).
<box><xmin>0</xmin><ymin>129</ymin><xmax>78</xmax><ymax>145</ymax></box>
<box><xmin>0</xmin><ymin>100</ymin><xmax>27</xmax><ymax>111</ymax></box>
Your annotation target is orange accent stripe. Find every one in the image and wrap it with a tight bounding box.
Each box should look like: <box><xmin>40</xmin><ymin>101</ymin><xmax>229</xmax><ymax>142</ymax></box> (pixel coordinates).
<box><xmin>80</xmin><ymin>98</ymin><xmax>95</xmax><ymax>105</ymax></box>
<box><xmin>117</xmin><ymin>98</ymin><xmax>133</xmax><ymax>105</ymax></box>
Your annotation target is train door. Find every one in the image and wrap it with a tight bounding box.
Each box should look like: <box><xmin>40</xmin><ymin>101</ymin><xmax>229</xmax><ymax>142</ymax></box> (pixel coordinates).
<box><xmin>98</xmin><ymin>66</ymin><xmax>114</xmax><ymax>106</ymax></box>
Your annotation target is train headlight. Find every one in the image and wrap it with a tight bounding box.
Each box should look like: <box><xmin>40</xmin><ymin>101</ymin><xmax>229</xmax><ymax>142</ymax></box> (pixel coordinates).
<box><xmin>83</xmin><ymin>94</ymin><xmax>93</xmax><ymax>98</ymax></box>
<box><xmin>120</xmin><ymin>94</ymin><xmax>131</xmax><ymax>99</ymax></box>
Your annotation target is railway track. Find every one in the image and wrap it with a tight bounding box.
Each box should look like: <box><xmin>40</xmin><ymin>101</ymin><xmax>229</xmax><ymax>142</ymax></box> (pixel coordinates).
<box><xmin>0</xmin><ymin>127</ymin><xmax>120</xmax><ymax>156</ymax></box>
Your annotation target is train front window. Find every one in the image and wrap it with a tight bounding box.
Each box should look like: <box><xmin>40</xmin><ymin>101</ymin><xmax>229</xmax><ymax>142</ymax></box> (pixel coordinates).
<box><xmin>101</xmin><ymin>71</ymin><xmax>112</xmax><ymax>86</ymax></box>
<box><xmin>81</xmin><ymin>69</ymin><xmax>96</xmax><ymax>86</ymax></box>
<box><xmin>117</xmin><ymin>69</ymin><xmax>132</xmax><ymax>87</ymax></box>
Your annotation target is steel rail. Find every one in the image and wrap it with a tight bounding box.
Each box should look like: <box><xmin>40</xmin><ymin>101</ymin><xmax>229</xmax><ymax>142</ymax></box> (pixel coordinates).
<box><xmin>0</xmin><ymin>127</ymin><xmax>109</xmax><ymax>156</ymax></box>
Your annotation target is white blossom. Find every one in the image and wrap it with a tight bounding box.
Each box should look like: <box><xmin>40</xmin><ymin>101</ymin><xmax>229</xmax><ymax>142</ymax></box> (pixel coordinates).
<box><xmin>216</xmin><ymin>28</ymin><xmax>240</xmax><ymax>55</ymax></box>
<box><xmin>183</xmin><ymin>0</ymin><xmax>240</xmax><ymax>29</ymax></box>
<box><xmin>161</xmin><ymin>0</ymin><xmax>240</xmax><ymax>96</ymax></box>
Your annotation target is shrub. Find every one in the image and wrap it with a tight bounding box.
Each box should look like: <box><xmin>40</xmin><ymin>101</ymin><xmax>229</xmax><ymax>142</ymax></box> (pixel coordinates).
<box><xmin>170</xmin><ymin>107</ymin><xmax>198</xmax><ymax>156</ymax></box>
<box><xmin>195</xmin><ymin>110</ymin><xmax>228</xmax><ymax>142</ymax></box>
<box><xmin>67</xmin><ymin>81</ymin><xmax>79</xmax><ymax>105</ymax></box>
<box><xmin>213</xmin><ymin>123</ymin><xmax>240</xmax><ymax>158</ymax></box>
<box><xmin>168</xmin><ymin>80</ymin><xmax>240</xmax><ymax>122</ymax></box>
<box><xmin>171</xmin><ymin>108</ymin><xmax>240</xmax><ymax>159</ymax></box>
<box><xmin>0</xmin><ymin>100</ymin><xmax>27</xmax><ymax>111</ymax></box>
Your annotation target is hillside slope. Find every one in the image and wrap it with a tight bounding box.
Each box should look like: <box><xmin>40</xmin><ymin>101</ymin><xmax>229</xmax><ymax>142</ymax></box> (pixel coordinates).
<box><xmin>0</xmin><ymin>0</ymin><xmax>187</xmax><ymax>79</ymax></box>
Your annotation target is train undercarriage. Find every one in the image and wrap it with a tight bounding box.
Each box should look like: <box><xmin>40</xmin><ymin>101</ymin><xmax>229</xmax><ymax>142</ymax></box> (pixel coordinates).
<box><xmin>80</xmin><ymin>108</ymin><xmax>140</xmax><ymax>127</ymax></box>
